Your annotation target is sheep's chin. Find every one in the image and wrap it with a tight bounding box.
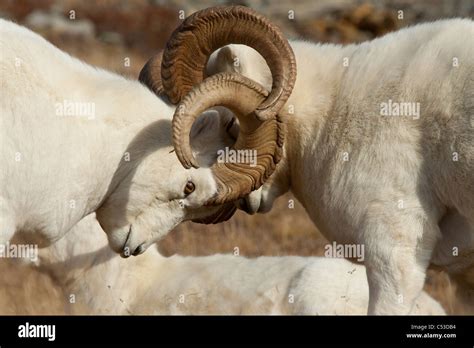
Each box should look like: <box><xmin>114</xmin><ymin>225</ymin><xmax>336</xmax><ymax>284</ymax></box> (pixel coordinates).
<box><xmin>105</xmin><ymin>222</ymin><xmax>155</xmax><ymax>258</ymax></box>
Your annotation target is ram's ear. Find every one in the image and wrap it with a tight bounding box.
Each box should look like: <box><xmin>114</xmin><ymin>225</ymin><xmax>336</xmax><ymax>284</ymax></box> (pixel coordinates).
<box><xmin>190</xmin><ymin>109</ymin><xmax>239</xmax><ymax>166</ymax></box>
<box><xmin>190</xmin><ymin>110</ymin><xmax>221</xmax><ymax>140</ymax></box>
<box><xmin>218</xmin><ymin>46</ymin><xmax>241</xmax><ymax>73</ymax></box>
<box><xmin>207</xmin><ymin>45</ymin><xmax>272</xmax><ymax>91</ymax></box>
<box><xmin>206</xmin><ymin>45</ymin><xmax>242</xmax><ymax>76</ymax></box>
<box><xmin>190</xmin><ymin>108</ymin><xmax>238</xmax><ymax>143</ymax></box>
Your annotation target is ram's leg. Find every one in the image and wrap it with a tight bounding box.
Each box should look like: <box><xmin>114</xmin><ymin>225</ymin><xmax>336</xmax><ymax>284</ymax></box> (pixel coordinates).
<box><xmin>364</xmin><ymin>214</ymin><xmax>439</xmax><ymax>315</ymax></box>
<box><xmin>0</xmin><ymin>197</ymin><xmax>15</xmax><ymax>244</ymax></box>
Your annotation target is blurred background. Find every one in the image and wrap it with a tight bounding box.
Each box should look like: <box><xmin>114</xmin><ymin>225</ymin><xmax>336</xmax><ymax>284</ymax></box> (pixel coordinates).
<box><xmin>0</xmin><ymin>0</ymin><xmax>472</xmax><ymax>314</ymax></box>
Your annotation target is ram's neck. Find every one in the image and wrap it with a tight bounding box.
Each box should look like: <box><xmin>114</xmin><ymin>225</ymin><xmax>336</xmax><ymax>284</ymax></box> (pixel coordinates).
<box><xmin>280</xmin><ymin>42</ymin><xmax>357</xmax><ymax>210</ymax></box>
<box><xmin>75</xmin><ymin>72</ymin><xmax>174</xmax><ymax>213</ymax></box>
<box><xmin>58</xmin><ymin>75</ymin><xmax>174</xmax><ymax>240</ymax></box>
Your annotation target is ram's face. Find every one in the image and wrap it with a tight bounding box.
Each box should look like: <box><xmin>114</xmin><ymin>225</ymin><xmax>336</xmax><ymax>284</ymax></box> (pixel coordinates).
<box><xmin>96</xmin><ymin>110</ymin><xmax>238</xmax><ymax>257</ymax></box>
<box><xmin>99</xmin><ymin>6</ymin><xmax>296</xmax><ymax>257</ymax></box>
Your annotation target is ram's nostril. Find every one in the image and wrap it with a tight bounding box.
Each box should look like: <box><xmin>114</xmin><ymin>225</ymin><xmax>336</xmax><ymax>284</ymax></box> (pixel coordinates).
<box><xmin>132</xmin><ymin>243</ymin><xmax>146</xmax><ymax>256</ymax></box>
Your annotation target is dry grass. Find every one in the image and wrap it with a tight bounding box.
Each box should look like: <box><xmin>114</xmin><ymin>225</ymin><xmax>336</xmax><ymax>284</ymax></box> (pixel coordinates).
<box><xmin>0</xmin><ymin>259</ymin><xmax>67</xmax><ymax>314</ymax></box>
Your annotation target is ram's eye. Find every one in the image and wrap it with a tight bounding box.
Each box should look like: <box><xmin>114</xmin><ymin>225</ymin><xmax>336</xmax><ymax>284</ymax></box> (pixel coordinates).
<box><xmin>184</xmin><ymin>181</ymin><xmax>195</xmax><ymax>195</ymax></box>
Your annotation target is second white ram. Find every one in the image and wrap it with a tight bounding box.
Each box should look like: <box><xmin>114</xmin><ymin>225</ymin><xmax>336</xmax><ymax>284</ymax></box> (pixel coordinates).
<box><xmin>36</xmin><ymin>214</ymin><xmax>445</xmax><ymax>315</ymax></box>
<box><xmin>153</xmin><ymin>7</ymin><xmax>473</xmax><ymax>314</ymax></box>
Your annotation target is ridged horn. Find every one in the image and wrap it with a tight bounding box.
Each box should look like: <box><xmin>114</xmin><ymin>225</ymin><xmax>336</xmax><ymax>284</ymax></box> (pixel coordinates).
<box><xmin>162</xmin><ymin>5</ymin><xmax>296</xmax><ymax>120</ymax></box>
<box><xmin>173</xmin><ymin>72</ymin><xmax>285</xmax><ymax>204</ymax></box>
<box><xmin>139</xmin><ymin>50</ymin><xmax>165</xmax><ymax>97</ymax></box>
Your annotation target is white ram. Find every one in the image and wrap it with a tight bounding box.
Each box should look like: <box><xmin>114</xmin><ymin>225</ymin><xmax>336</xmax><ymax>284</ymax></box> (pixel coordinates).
<box><xmin>0</xmin><ymin>17</ymin><xmax>277</xmax><ymax>256</ymax></box>
<box><xmin>155</xmin><ymin>7</ymin><xmax>473</xmax><ymax>315</ymax></box>
<box><xmin>36</xmin><ymin>214</ymin><xmax>445</xmax><ymax>315</ymax></box>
